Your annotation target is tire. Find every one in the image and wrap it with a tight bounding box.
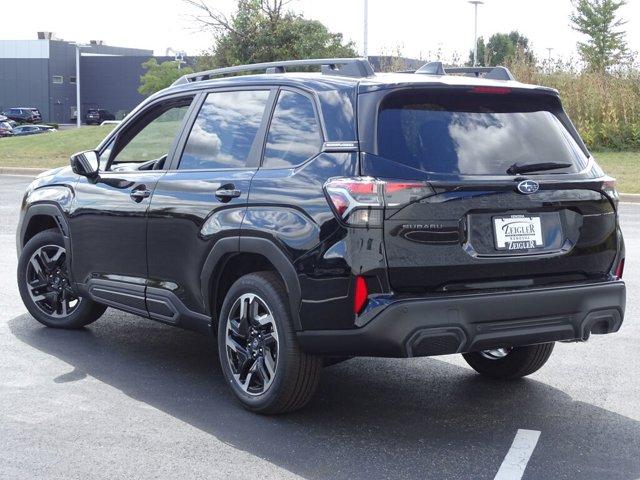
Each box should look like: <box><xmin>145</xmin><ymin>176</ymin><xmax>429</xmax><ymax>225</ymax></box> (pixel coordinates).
<box><xmin>17</xmin><ymin>229</ymin><xmax>106</xmax><ymax>329</ymax></box>
<box><xmin>462</xmin><ymin>343</ymin><xmax>555</xmax><ymax>380</ymax></box>
<box><xmin>323</xmin><ymin>356</ymin><xmax>353</xmax><ymax>367</ymax></box>
<box><xmin>217</xmin><ymin>271</ymin><xmax>322</xmax><ymax>414</ymax></box>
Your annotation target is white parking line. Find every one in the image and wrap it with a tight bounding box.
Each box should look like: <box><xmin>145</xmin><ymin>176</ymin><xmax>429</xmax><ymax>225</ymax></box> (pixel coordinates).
<box><xmin>494</xmin><ymin>429</ymin><xmax>541</xmax><ymax>480</ymax></box>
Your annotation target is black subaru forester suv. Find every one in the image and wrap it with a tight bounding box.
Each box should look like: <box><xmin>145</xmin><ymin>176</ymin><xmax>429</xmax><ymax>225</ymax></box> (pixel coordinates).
<box><xmin>16</xmin><ymin>58</ymin><xmax>626</xmax><ymax>414</ymax></box>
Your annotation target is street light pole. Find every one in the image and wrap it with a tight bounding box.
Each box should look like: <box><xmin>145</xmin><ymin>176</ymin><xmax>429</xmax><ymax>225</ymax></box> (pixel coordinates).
<box><xmin>75</xmin><ymin>44</ymin><xmax>81</xmax><ymax>128</ymax></box>
<box><xmin>469</xmin><ymin>1</ymin><xmax>484</xmax><ymax>67</ymax></box>
<box><xmin>363</xmin><ymin>0</ymin><xmax>369</xmax><ymax>57</ymax></box>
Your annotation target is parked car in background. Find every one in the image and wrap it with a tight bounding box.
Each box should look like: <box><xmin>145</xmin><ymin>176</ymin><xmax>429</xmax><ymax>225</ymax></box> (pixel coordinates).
<box><xmin>85</xmin><ymin>109</ymin><xmax>116</xmax><ymax>125</ymax></box>
<box><xmin>2</xmin><ymin>107</ymin><xmax>42</xmax><ymax>124</ymax></box>
<box><xmin>33</xmin><ymin>124</ymin><xmax>57</xmax><ymax>132</ymax></box>
<box><xmin>12</xmin><ymin>124</ymin><xmax>56</xmax><ymax>136</ymax></box>
<box><xmin>0</xmin><ymin>115</ymin><xmax>18</xmax><ymax>128</ymax></box>
<box><xmin>26</xmin><ymin>108</ymin><xmax>42</xmax><ymax>122</ymax></box>
<box><xmin>0</xmin><ymin>121</ymin><xmax>13</xmax><ymax>137</ymax></box>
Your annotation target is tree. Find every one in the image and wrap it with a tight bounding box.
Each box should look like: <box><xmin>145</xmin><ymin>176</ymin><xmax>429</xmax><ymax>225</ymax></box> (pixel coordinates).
<box><xmin>468</xmin><ymin>31</ymin><xmax>532</xmax><ymax>66</ymax></box>
<box><xmin>138</xmin><ymin>59</ymin><xmax>193</xmax><ymax>96</ymax></box>
<box><xmin>185</xmin><ymin>0</ymin><xmax>357</xmax><ymax>70</ymax></box>
<box><xmin>570</xmin><ymin>0</ymin><xmax>629</xmax><ymax>72</ymax></box>
<box><xmin>468</xmin><ymin>37</ymin><xmax>487</xmax><ymax>66</ymax></box>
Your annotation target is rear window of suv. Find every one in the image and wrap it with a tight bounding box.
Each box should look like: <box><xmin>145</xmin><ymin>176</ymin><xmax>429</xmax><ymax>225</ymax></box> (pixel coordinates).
<box><xmin>376</xmin><ymin>89</ymin><xmax>589</xmax><ymax>176</ymax></box>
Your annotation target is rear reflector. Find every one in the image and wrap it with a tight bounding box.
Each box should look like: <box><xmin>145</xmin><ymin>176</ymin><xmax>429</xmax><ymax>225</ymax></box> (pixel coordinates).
<box><xmin>353</xmin><ymin>276</ymin><xmax>368</xmax><ymax>314</ymax></box>
<box><xmin>614</xmin><ymin>258</ymin><xmax>625</xmax><ymax>280</ymax></box>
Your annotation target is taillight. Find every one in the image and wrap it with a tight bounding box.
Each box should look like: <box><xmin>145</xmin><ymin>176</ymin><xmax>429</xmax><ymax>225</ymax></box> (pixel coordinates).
<box><xmin>324</xmin><ymin>176</ymin><xmax>433</xmax><ymax>227</ymax></box>
<box><xmin>470</xmin><ymin>86</ymin><xmax>512</xmax><ymax>95</ymax></box>
<box><xmin>614</xmin><ymin>258</ymin><xmax>625</xmax><ymax>280</ymax></box>
<box><xmin>603</xmin><ymin>178</ymin><xmax>619</xmax><ymax>208</ymax></box>
<box><xmin>353</xmin><ymin>276</ymin><xmax>368</xmax><ymax>314</ymax></box>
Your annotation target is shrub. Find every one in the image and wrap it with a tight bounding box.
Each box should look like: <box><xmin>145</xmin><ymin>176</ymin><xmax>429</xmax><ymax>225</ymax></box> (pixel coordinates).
<box><xmin>509</xmin><ymin>55</ymin><xmax>640</xmax><ymax>151</ymax></box>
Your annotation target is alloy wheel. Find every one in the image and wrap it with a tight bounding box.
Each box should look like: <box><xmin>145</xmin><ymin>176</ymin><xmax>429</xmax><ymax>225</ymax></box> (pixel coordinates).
<box><xmin>26</xmin><ymin>245</ymin><xmax>80</xmax><ymax>318</ymax></box>
<box><xmin>225</xmin><ymin>293</ymin><xmax>279</xmax><ymax>396</ymax></box>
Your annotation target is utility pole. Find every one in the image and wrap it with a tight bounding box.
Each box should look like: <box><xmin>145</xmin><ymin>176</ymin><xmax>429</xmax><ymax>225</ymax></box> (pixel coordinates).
<box><xmin>363</xmin><ymin>0</ymin><xmax>369</xmax><ymax>57</ymax></box>
<box><xmin>75</xmin><ymin>44</ymin><xmax>82</xmax><ymax>128</ymax></box>
<box><xmin>469</xmin><ymin>1</ymin><xmax>484</xmax><ymax>67</ymax></box>
<box><xmin>546</xmin><ymin>47</ymin><xmax>554</xmax><ymax>73</ymax></box>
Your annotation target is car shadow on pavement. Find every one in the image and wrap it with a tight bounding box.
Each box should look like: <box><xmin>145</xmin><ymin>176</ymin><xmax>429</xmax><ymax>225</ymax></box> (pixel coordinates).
<box><xmin>9</xmin><ymin>311</ymin><xmax>640</xmax><ymax>480</ymax></box>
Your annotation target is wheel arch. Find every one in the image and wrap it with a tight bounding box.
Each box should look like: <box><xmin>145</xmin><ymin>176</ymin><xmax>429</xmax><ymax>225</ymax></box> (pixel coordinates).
<box><xmin>20</xmin><ymin>203</ymin><xmax>70</xmax><ymax>251</ymax></box>
<box><xmin>18</xmin><ymin>202</ymin><xmax>79</xmax><ymax>288</ymax></box>
<box><xmin>201</xmin><ymin>237</ymin><xmax>302</xmax><ymax>331</ymax></box>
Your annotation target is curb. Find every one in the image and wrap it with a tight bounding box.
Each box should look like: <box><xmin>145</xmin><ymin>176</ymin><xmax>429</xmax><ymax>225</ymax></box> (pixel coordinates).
<box><xmin>0</xmin><ymin>167</ymin><xmax>47</xmax><ymax>176</ymax></box>
<box><xmin>2</xmin><ymin>169</ymin><xmax>640</xmax><ymax>204</ymax></box>
<box><xmin>620</xmin><ymin>193</ymin><xmax>640</xmax><ymax>204</ymax></box>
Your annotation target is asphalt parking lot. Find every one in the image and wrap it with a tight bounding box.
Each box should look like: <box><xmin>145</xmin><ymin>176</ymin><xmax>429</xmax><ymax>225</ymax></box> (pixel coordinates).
<box><xmin>0</xmin><ymin>174</ymin><xmax>638</xmax><ymax>480</ymax></box>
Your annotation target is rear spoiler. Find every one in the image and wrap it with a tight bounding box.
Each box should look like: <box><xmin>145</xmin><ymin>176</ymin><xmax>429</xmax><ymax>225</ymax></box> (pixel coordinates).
<box><xmin>414</xmin><ymin>61</ymin><xmax>516</xmax><ymax>81</ymax></box>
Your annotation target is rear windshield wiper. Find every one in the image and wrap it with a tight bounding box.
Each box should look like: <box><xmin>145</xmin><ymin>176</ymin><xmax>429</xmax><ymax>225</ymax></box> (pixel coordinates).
<box><xmin>507</xmin><ymin>162</ymin><xmax>572</xmax><ymax>175</ymax></box>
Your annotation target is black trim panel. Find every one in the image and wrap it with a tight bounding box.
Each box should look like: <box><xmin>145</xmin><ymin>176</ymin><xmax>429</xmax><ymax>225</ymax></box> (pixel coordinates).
<box><xmin>20</xmin><ymin>203</ymin><xmax>74</xmax><ymax>281</ymax></box>
<box><xmin>85</xmin><ymin>278</ymin><xmax>148</xmax><ymax>318</ymax></box>
<box><xmin>146</xmin><ymin>286</ymin><xmax>212</xmax><ymax>334</ymax></box>
<box><xmin>82</xmin><ymin>279</ymin><xmax>212</xmax><ymax>334</ymax></box>
<box><xmin>20</xmin><ymin>203</ymin><xmax>71</xmax><ymax>248</ymax></box>
<box><xmin>297</xmin><ymin>281</ymin><xmax>626</xmax><ymax>358</ymax></box>
<box><xmin>199</xmin><ymin>236</ymin><xmax>303</xmax><ymax>329</ymax></box>
<box><xmin>240</xmin><ymin>237</ymin><xmax>302</xmax><ymax>329</ymax></box>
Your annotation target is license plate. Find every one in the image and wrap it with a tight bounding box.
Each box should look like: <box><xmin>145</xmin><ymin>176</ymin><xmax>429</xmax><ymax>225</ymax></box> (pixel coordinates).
<box><xmin>493</xmin><ymin>215</ymin><xmax>543</xmax><ymax>251</ymax></box>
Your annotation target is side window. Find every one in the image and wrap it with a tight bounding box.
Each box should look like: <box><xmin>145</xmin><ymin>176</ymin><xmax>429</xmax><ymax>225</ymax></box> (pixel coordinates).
<box><xmin>263</xmin><ymin>91</ymin><xmax>322</xmax><ymax>168</ymax></box>
<box><xmin>179</xmin><ymin>90</ymin><xmax>270</xmax><ymax>170</ymax></box>
<box><xmin>108</xmin><ymin>97</ymin><xmax>193</xmax><ymax>170</ymax></box>
<box><xmin>99</xmin><ymin>139</ymin><xmax>114</xmax><ymax>169</ymax></box>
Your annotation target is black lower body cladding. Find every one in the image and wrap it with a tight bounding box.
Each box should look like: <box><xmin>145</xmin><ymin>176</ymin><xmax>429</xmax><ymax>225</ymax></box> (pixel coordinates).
<box><xmin>296</xmin><ymin>281</ymin><xmax>625</xmax><ymax>358</ymax></box>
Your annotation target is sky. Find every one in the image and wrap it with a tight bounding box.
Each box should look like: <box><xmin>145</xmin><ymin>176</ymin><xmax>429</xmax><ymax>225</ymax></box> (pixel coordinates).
<box><xmin>3</xmin><ymin>0</ymin><xmax>640</xmax><ymax>62</ymax></box>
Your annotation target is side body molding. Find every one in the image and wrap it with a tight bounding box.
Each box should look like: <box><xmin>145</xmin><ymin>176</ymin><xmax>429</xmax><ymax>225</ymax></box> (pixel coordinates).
<box><xmin>200</xmin><ymin>236</ymin><xmax>303</xmax><ymax>330</ymax></box>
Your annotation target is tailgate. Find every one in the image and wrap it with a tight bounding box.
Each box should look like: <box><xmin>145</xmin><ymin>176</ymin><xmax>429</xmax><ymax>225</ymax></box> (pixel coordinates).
<box><xmin>358</xmin><ymin>86</ymin><xmax>620</xmax><ymax>293</ymax></box>
<box><xmin>383</xmin><ymin>184</ymin><xmax>617</xmax><ymax>293</ymax></box>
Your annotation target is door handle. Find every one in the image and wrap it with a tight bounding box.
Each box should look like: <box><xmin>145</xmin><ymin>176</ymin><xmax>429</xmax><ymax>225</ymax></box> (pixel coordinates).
<box><xmin>215</xmin><ymin>185</ymin><xmax>241</xmax><ymax>201</ymax></box>
<box><xmin>130</xmin><ymin>187</ymin><xmax>151</xmax><ymax>202</ymax></box>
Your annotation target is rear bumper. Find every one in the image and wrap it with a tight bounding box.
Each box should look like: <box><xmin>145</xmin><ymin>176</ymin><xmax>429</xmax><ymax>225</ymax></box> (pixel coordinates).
<box><xmin>297</xmin><ymin>281</ymin><xmax>626</xmax><ymax>358</ymax></box>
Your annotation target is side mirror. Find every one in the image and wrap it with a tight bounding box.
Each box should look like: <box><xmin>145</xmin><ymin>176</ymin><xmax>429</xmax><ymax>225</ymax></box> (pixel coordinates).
<box><xmin>70</xmin><ymin>150</ymin><xmax>99</xmax><ymax>180</ymax></box>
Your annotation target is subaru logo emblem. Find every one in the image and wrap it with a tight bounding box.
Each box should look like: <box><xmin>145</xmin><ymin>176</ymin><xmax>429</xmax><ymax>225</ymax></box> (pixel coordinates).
<box><xmin>517</xmin><ymin>180</ymin><xmax>539</xmax><ymax>194</ymax></box>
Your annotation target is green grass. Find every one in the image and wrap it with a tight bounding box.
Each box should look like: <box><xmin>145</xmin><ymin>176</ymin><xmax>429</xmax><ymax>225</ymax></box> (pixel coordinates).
<box><xmin>0</xmin><ymin>125</ymin><xmax>114</xmax><ymax>169</ymax></box>
<box><xmin>593</xmin><ymin>151</ymin><xmax>640</xmax><ymax>194</ymax></box>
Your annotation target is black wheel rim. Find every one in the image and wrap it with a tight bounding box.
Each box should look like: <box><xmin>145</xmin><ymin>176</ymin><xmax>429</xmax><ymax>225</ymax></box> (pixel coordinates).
<box><xmin>225</xmin><ymin>293</ymin><xmax>279</xmax><ymax>396</ymax></box>
<box><xmin>26</xmin><ymin>244</ymin><xmax>80</xmax><ymax>318</ymax></box>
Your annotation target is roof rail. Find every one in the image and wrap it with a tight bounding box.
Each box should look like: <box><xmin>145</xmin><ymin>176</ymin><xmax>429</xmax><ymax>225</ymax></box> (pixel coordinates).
<box><xmin>172</xmin><ymin>58</ymin><xmax>375</xmax><ymax>85</ymax></box>
<box><xmin>414</xmin><ymin>61</ymin><xmax>515</xmax><ymax>81</ymax></box>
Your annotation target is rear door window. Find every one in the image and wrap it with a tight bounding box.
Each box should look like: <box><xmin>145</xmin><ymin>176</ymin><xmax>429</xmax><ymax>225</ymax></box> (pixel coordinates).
<box><xmin>376</xmin><ymin>90</ymin><xmax>588</xmax><ymax>176</ymax></box>
<box><xmin>179</xmin><ymin>90</ymin><xmax>270</xmax><ymax>170</ymax></box>
<box><xmin>263</xmin><ymin>90</ymin><xmax>322</xmax><ymax>168</ymax></box>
